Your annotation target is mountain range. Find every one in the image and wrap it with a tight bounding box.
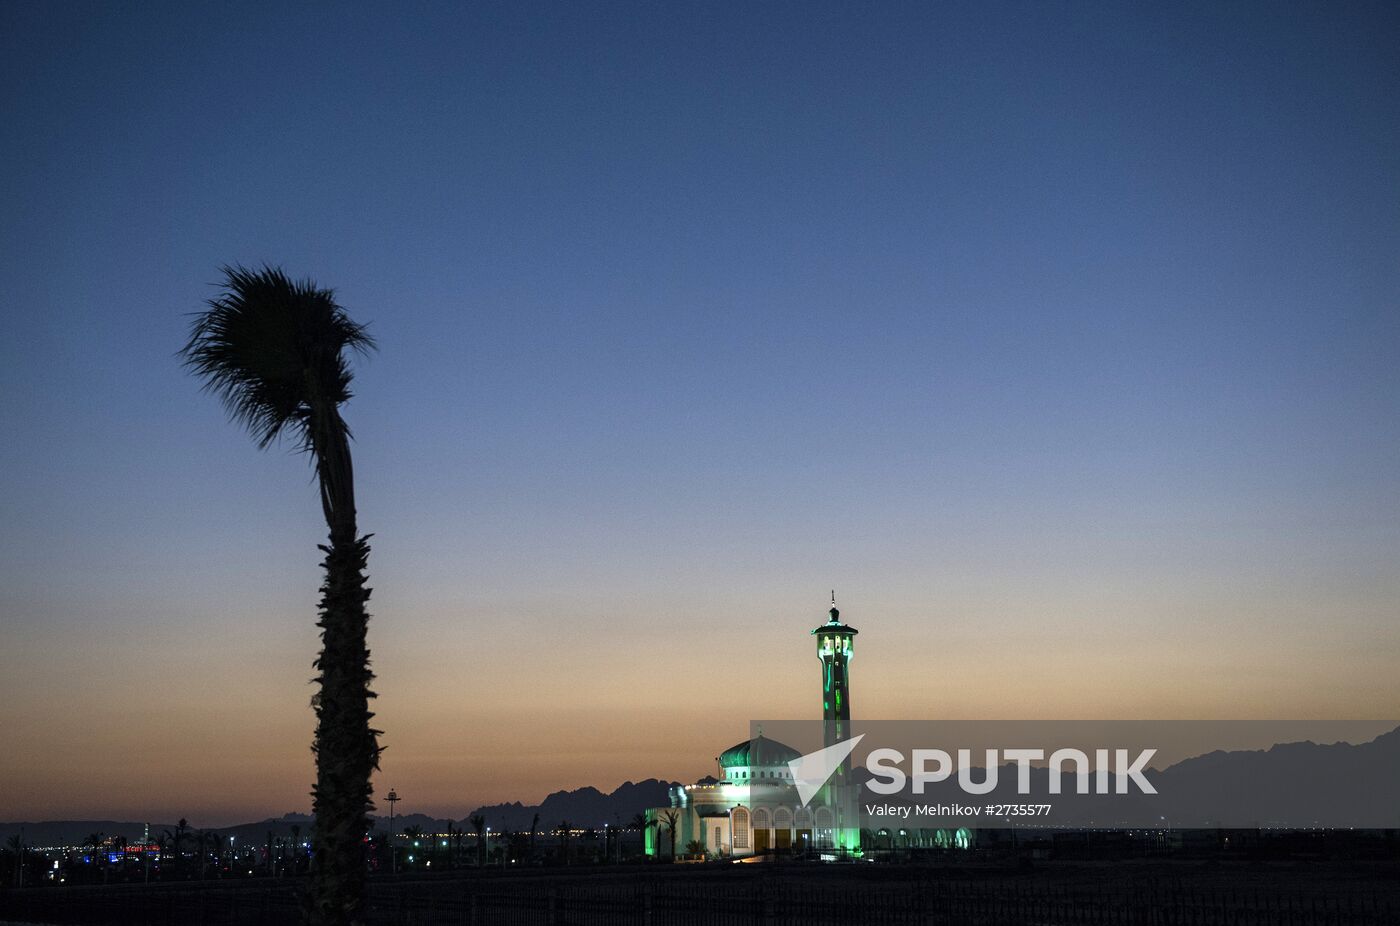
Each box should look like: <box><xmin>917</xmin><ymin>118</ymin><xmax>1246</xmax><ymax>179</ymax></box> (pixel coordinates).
<box><xmin>0</xmin><ymin>779</ymin><xmax>676</xmax><ymax>847</ymax></box>
<box><xmin>10</xmin><ymin>728</ymin><xmax>1399</xmax><ymax>847</ymax></box>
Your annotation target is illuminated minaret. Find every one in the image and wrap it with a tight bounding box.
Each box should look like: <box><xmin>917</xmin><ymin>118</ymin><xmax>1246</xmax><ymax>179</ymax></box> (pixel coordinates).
<box><xmin>813</xmin><ymin>594</ymin><xmax>860</xmax><ymax>852</ymax></box>
<box><xmin>814</xmin><ymin>594</ymin><xmax>857</xmax><ymax>748</ymax></box>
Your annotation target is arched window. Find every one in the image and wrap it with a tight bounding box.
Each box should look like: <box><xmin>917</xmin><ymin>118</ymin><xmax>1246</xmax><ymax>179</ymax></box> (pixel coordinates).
<box><xmin>773</xmin><ymin>807</ymin><xmax>792</xmax><ymax>831</ymax></box>
<box><xmin>732</xmin><ymin>808</ymin><xmax>749</xmax><ymax>849</ymax></box>
<box><xmin>752</xmin><ymin>808</ymin><xmax>770</xmax><ymax>829</ymax></box>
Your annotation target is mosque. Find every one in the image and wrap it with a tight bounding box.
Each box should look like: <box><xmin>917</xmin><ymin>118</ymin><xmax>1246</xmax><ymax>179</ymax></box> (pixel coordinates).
<box><xmin>644</xmin><ymin>602</ymin><xmax>978</xmax><ymax>859</ymax></box>
<box><xmin>643</xmin><ymin>602</ymin><xmax>865</xmax><ymax>859</ymax></box>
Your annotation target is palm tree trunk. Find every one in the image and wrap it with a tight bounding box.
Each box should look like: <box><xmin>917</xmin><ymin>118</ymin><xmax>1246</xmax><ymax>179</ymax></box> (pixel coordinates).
<box><xmin>307</xmin><ymin>531</ymin><xmax>378</xmax><ymax>925</ymax></box>
<box><xmin>303</xmin><ymin>401</ymin><xmax>380</xmax><ymax>926</ymax></box>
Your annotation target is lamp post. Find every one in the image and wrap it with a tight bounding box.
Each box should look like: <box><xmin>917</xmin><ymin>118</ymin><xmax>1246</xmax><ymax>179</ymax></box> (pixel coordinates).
<box><xmin>385</xmin><ymin>789</ymin><xmax>400</xmax><ymax>875</ymax></box>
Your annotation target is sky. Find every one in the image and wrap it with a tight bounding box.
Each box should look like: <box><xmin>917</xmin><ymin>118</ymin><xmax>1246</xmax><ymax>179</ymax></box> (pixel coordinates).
<box><xmin>1</xmin><ymin>1</ymin><xmax>1398</xmax><ymax>826</ymax></box>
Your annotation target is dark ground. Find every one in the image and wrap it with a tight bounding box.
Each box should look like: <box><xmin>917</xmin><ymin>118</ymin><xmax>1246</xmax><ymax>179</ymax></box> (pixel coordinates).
<box><xmin>3</xmin><ymin>858</ymin><xmax>1399</xmax><ymax>925</ymax></box>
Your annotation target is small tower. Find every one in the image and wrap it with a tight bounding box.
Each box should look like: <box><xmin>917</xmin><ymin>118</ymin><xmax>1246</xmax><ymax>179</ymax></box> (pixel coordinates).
<box><xmin>812</xmin><ymin>596</ymin><xmax>860</xmax><ymax>853</ymax></box>
<box><xmin>813</xmin><ymin>599</ymin><xmax>857</xmax><ymax>749</ymax></box>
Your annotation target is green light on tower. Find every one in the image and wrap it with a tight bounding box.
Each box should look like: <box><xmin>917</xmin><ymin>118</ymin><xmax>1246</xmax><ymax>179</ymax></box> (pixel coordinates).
<box><xmin>813</xmin><ymin>596</ymin><xmax>860</xmax><ymax>853</ymax></box>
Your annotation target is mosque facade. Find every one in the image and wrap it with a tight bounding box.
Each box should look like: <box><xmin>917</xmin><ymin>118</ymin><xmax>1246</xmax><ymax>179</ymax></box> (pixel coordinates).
<box><xmin>643</xmin><ymin>603</ymin><xmax>862</xmax><ymax>859</ymax></box>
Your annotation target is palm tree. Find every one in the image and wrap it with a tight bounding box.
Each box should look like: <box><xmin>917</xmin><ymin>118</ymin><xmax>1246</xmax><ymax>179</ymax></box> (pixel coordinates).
<box><xmin>659</xmin><ymin>809</ymin><xmax>680</xmax><ymax>861</ymax></box>
<box><xmin>443</xmin><ymin>819</ymin><xmax>460</xmax><ymax>869</ymax></box>
<box><xmin>181</xmin><ymin>265</ymin><xmax>381</xmax><ymax>925</ymax></box>
<box><xmin>556</xmin><ymin>821</ymin><xmax>572</xmax><ymax>865</ymax></box>
<box><xmin>85</xmin><ymin>831</ymin><xmax>105</xmax><ymax>878</ymax></box>
<box><xmin>111</xmin><ymin>835</ymin><xmax>128</xmax><ymax>881</ymax></box>
<box><xmin>468</xmin><ymin>813</ymin><xmax>487</xmax><ymax>868</ymax></box>
<box><xmin>290</xmin><ymin>824</ymin><xmax>303</xmax><ymax>874</ymax></box>
<box><xmin>629</xmin><ymin>813</ymin><xmax>655</xmax><ymax>858</ymax></box>
<box><xmin>6</xmin><ymin>833</ymin><xmax>25</xmax><ymax>887</ymax></box>
<box><xmin>528</xmin><ymin>812</ymin><xmax>540</xmax><ymax>861</ymax></box>
<box><xmin>162</xmin><ymin>818</ymin><xmax>189</xmax><ymax>879</ymax></box>
<box><xmin>197</xmin><ymin>830</ymin><xmax>218</xmax><ymax>880</ymax></box>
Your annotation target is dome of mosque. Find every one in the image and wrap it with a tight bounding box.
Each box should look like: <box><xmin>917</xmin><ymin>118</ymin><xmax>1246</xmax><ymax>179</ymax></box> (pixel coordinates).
<box><xmin>718</xmin><ymin>735</ymin><xmax>802</xmax><ymax>769</ymax></box>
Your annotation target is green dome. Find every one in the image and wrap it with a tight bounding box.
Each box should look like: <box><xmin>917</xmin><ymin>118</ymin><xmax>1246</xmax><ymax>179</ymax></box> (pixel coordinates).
<box><xmin>718</xmin><ymin>735</ymin><xmax>801</xmax><ymax>769</ymax></box>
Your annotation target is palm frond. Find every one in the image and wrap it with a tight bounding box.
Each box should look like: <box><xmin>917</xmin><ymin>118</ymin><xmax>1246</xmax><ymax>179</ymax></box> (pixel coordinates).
<box><xmin>180</xmin><ymin>265</ymin><xmax>375</xmax><ymax>450</ymax></box>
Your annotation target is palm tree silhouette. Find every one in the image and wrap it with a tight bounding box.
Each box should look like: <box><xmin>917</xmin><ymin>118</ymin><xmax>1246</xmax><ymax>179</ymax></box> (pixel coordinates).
<box><xmin>161</xmin><ymin>818</ymin><xmax>189</xmax><ymax>879</ymax></box>
<box><xmin>182</xmin><ymin>266</ymin><xmax>381</xmax><ymax>925</ymax></box>
<box><xmin>630</xmin><ymin>813</ymin><xmax>655</xmax><ymax>857</ymax></box>
<box><xmin>84</xmin><ymin>831</ymin><xmax>105</xmax><ymax>879</ymax></box>
<box><xmin>442</xmin><ymin>819</ymin><xmax>458</xmax><ymax>869</ymax></box>
<box><xmin>556</xmin><ymin>821</ymin><xmax>572</xmax><ymax>865</ymax></box>
<box><xmin>468</xmin><ymin>813</ymin><xmax>487</xmax><ymax>868</ymax></box>
<box><xmin>290</xmin><ymin>824</ymin><xmax>302</xmax><ymax>873</ymax></box>
<box><xmin>196</xmin><ymin>830</ymin><xmax>218</xmax><ymax>880</ymax></box>
<box><xmin>6</xmin><ymin>833</ymin><xmax>26</xmax><ymax>887</ymax></box>
<box><xmin>659</xmin><ymin>809</ymin><xmax>680</xmax><ymax>861</ymax></box>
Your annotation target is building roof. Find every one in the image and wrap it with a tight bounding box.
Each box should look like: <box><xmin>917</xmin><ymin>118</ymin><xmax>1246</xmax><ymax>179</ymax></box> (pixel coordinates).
<box><xmin>718</xmin><ymin>735</ymin><xmax>802</xmax><ymax>769</ymax></box>
<box><xmin>811</xmin><ymin>606</ymin><xmax>859</xmax><ymax>636</ymax></box>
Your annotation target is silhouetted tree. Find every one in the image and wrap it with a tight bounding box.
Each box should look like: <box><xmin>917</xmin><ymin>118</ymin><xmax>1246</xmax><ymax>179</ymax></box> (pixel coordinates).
<box><xmin>196</xmin><ymin>830</ymin><xmax>218</xmax><ymax>880</ymax></box>
<box><xmin>182</xmin><ymin>266</ymin><xmax>381</xmax><ymax>925</ymax></box>
<box><xmin>290</xmin><ymin>824</ymin><xmax>303</xmax><ymax>874</ymax></box>
<box><xmin>556</xmin><ymin>821</ymin><xmax>572</xmax><ymax>865</ymax></box>
<box><xmin>528</xmin><ymin>812</ymin><xmax>540</xmax><ymax>860</ymax></box>
<box><xmin>6</xmin><ymin>833</ymin><xmax>26</xmax><ymax>887</ymax></box>
<box><xmin>444</xmin><ymin>819</ymin><xmax>462</xmax><ymax>869</ymax></box>
<box><xmin>84</xmin><ymin>831</ymin><xmax>105</xmax><ymax>879</ymax></box>
<box><xmin>659</xmin><ymin>809</ymin><xmax>680</xmax><ymax>860</ymax></box>
<box><xmin>468</xmin><ymin>813</ymin><xmax>486</xmax><ymax>868</ymax></box>
<box><xmin>161</xmin><ymin>818</ymin><xmax>189</xmax><ymax>879</ymax></box>
<box><xmin>630</xmin><ymin>813</ymin><xmax>655</xmax><ymax>857</ymax></box>
<box><xmin>507</xmin><ymin>831</ymin><xmax>529</xmax><ymax>863</ymax></box>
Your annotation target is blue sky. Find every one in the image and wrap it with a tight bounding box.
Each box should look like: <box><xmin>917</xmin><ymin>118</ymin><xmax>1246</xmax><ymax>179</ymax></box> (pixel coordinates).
<box><xmin>2</xmin><ymin>1</ymin><xmax>1397</xmax><ymax>822</ymax></box>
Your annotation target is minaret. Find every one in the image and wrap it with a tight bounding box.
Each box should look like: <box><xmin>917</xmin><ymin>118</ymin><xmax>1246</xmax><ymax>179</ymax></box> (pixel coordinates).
<box><xmin>813</xmin><ymin>595</ymin><xmax>860</xmax><ymax>852</ymax></box>
<box><xmin>813</xmin><ymin>596</ymin><xmax>857</xmax><ymax>749</ymax></box>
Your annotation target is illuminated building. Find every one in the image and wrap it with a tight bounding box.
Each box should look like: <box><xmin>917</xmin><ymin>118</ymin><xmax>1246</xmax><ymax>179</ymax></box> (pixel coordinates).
<box><xmin>813</xmin><ymin>605</ymin><xmax>861</xmax><ymax>853</ymax></box>
<box><xmin>644</xmin><ymin>604</ymin><xmax>862</xmax><ymax>858</ymax></box>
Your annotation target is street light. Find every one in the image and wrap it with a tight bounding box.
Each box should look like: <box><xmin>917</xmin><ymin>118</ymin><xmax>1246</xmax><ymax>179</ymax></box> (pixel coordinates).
<box><xmin>385</xmin><ymin>788</ymin><xmax>401</xmax><ymax>875</ymax></box>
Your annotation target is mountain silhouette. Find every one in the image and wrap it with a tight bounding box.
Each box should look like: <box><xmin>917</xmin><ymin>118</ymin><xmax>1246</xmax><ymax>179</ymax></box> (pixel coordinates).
<box><xmin>0</xmin><ymin>780</ymin><xmax>678</xmax><ymax>846</ymax></box>
<box><xmin>463</xmin><ymin>779</ymin><xmax>676</xmax><ymax>831</ymax></box>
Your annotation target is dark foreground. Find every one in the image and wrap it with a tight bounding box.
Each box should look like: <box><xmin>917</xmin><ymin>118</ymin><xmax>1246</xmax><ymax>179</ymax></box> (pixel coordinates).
<box><xmin>2</xmin><ymin>860</ymin><xmax>1398</xmax><ymax>925</ymax></box>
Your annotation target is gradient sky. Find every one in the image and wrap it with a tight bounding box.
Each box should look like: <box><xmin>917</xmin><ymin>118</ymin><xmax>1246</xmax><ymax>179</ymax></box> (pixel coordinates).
<box><xmin>2</xmin><ymin>2</ymin><xmax>1398</xmax><ymax>826</ymax></box>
